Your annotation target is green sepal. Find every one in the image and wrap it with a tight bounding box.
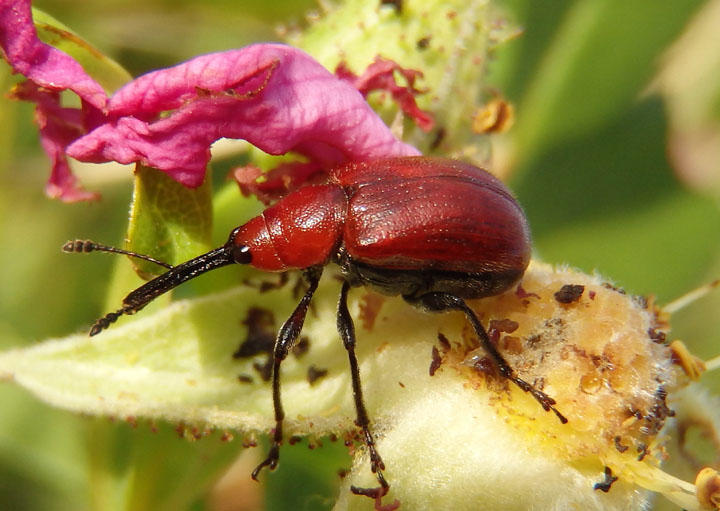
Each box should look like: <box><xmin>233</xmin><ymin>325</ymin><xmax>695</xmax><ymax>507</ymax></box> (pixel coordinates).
<box><xmin>126</xmin><ymin>165</ymin><xmax>213</xmax><ymax>279</ymax></box>
<box><xmin>290</xmin><ymin>0</ymin><xmax>497</xmax><ymax>158</ymax></box>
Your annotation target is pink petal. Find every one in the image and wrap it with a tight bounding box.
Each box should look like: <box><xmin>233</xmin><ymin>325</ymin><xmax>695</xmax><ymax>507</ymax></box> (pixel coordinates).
<box><xmin>40</xmin><ymin>118</ymin><xmax>100</xmax><ymax>203</ymax></box>
<box><xmin>44</xmin><ymin>158</ymin><xmax>100</xmax><ymax>202</ymax></box>
<box><xmin>12</xmin><ymin>81</ymin><xmax>100</xmax><ymax>202</ymax></box>
<box><xmin>233</xmin><ymin>161</ymin><xmax>325</xmax><ymax>205</ymax></box>
<box><xmin>336</xmin><ymin>57</ymin><xmax>434</xmax><ymax>132</ymax></box>
<box><xmin>1</xmin><ymin>0</ymin><xmax>106</xmax><ymax>201</ymax></box>
<box><xmin>68</xmin><ymin>44</ymin><xmax>419</xmax><ymax>187</ymax></box>
<box><xmin>0</xmin><ymin>0</ymin><xmax>107</xmax><ymax>109</ymax></box>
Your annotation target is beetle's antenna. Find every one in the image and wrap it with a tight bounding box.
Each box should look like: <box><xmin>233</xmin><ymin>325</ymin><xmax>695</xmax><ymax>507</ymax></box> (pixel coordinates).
<box><xmin>63</xmin><ymin>239</ymin><xmax>174</xmax><ymax>270</ymax></box>
<box><xmin>89</xmin><ymin>243</ymin><xmax>252</xmax><ymax>336</ymax></box>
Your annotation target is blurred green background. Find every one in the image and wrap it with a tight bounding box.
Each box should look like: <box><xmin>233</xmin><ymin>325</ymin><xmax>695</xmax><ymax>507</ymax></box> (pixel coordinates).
<box><xmin>1</xmin><ymin>0</ymin><xmax>719</xmax><ymax>510</ymax></box>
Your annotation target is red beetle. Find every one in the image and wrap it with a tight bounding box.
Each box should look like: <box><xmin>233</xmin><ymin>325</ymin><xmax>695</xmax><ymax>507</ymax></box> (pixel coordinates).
<box><xmin>65</xmin><ymin>156</ymin><xmax>565</xmax><ymax>501</ymax></box>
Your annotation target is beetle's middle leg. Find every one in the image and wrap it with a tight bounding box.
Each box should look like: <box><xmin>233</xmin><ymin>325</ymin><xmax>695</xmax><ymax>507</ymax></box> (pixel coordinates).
<box><xmin>337</xmin><ymin>280</ymin><xmax>391</xmax><ymax>501</ymax></box>
<box><xmin>407</xmin><ymin>291</ymin><xmax>568</xmax><ymax>424</ymax></box>
<box><xmin>252</xmin><ymin>266</ymin><xmax>323</xmax><ymax>480</ymax></box>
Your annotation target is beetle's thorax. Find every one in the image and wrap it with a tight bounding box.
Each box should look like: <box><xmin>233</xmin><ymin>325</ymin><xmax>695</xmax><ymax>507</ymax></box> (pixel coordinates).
<box><xmin>232</xmin><ymin>184</ymin><xmax>346</xmax><ymax>271</ymax></box>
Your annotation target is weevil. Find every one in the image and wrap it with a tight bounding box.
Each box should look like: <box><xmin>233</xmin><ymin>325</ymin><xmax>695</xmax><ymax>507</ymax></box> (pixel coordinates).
<box><xmin>65</xmin><ymin>156</ymin><xmax>566</xmax><ymax>501</ymax></box>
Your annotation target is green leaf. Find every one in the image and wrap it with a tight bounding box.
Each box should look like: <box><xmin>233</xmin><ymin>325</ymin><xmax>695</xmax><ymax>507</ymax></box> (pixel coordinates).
<box><xmin>0</xmin><ymin>263</ymin><xmax>695</xmax><ymax>510</ymax></box>
<box><xmin>31</xmin><ymin>7</ymin><xmax>131</xmax><ymax>94</ymax></box>
<box><xmin>126</xmin><ymin>165</ymin><xmax>213</xmax><ymax>278</ymax></box>
<box><xmin>506</xmin><ymin>0</ymin><xmax>705</xmax><ymax>170</ymax></box>
<box><xmin>514</xmin><ymin>97</ymin><xmax>720</xmax><ymax>301</ymax></box>
<box><xmin>0</xmin><ymin>278</ymin><xmax>342</xmax><ymax>432</ymax></box>
<box><xmin>0</xmin><ymin>385</ymin><xmax>87</xmax><ymax>511</ymax></box>
<box><xmin>85</xmin><ymin>419</ymin><xmax>243</xmax><ymax>511</ymax></box>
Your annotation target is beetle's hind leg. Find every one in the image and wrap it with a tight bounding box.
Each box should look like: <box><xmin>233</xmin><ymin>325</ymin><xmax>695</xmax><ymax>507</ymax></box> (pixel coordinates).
<box><xmin>337</xmin><ymin>280</ymin><xmax>393</xmax><ymax>503</ymax></box>
<box><xmin>408</xmin><ymin>292</ymin><xmax>568</xmax><ymax>424</ymax></box>
<box><xmin>252</xmin><ymin>267</ymin><xmax>323</xmax><ymax>480</ymax></box>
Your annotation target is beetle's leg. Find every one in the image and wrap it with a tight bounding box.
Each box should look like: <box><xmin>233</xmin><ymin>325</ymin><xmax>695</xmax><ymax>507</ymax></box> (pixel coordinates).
<box><xmin>252</xmin><ymin>266</ymin><xmax>323</xmax><ymax>480</ymax></box>
<box><xmin>409</xmin><ymin>292</ymin><xmax>568</xmax><ymax>424</ymax></box>
<box><xmin>337</xmin><ymin>280</ymin><xmax>391</xmax><ymax>501</ymax></box>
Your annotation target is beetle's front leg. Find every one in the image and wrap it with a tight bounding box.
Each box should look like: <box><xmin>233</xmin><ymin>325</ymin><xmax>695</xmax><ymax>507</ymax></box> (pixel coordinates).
<box><xmin>252</xmin><ymin>267</ymin><xmax>323</xmax><ymax>480</ymax></box>
<box><xmin>408</xmin><ymin>292</ymin><xmax>568</xmax><ymax>424</ymax></box>
<box><xmin>337</xmin><ymin>280</ymin><xmax>393</xmax><ymax>504</ymax></box>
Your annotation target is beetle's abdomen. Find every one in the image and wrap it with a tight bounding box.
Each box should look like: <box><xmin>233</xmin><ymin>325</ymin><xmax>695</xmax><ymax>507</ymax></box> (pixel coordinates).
<box><xmin>343</xmin><ymin>174</ymin><xmax>530</xmax><ymax>275</ymax></box>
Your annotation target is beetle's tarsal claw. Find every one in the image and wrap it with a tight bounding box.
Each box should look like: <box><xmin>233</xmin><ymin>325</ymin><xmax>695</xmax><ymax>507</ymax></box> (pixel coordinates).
<box><xmin>552</xmin><ymin>406</ymin><xmax>569</xmax><ymax>424</ymax></box>
<box><xmin>350</xmin><ymin>456</ymin><xmax>395</xmax><ymax>509</ymax></box>
<box><xmin>351</xmin><ymin>477</ymin><xmax>399</xmax><ymax>511</ymax></box>
<box><xmin>506</xmin><ymin>373</ymin><xmax>568</xmax><ymax>423</ymax></box>
<box><xmin>350</xmin><ymin>483</ymin><xmax>388</xmax><ymax>499</ymax></box>
<box><xmin>251</xmin><ymin>445</ymin><xmax>280</xmax><ymax>480</ymax></box>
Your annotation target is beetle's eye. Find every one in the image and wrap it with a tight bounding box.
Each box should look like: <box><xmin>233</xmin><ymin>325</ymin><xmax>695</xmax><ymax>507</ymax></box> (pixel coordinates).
<box><xmin>232</xmin><ymin>244</ymin><xmax>252</xmax><ymax>264</ymax></box>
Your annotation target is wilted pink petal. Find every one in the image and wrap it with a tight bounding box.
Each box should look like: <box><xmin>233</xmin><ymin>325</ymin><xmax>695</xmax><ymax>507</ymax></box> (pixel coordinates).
<box><xmin>0</xmin><ymin>0</ymin><xmax>107</xmax><ymax>109</ymax></box>
<box><xmin>1</xmin><ymin>0</ymin><xmax>106</xmax><ymax>201</ymax></box>
<box><xmin>335</xmin><ymin>57</ymin><xmax>434</xmax><ymax>132</ymax></box>
<box><xmin>234</xmin><ymin>161</ymin><xmax>325</xmax><ymax>204</ymax></box>
<box><xmin>43</xmin><ymin>151</ymin><xmax>100</xmax><ymax>202</ymax></box>
<box><xmin>40</xmin><ymin>119</ymin><xmax>100</xmax><ymax>203</ymax></box>
<box><xmin>69</xmin><ymin>44</ymin><xmax>419</xmax><ymax>188</ymax></box>
<box><xmin>233</xmin><ymin>164</ymin><xmax>264</xmax><ymax>193</ymax></box>
<box><xmin>11</xmin><ymin>81</ymin><xmax>99</xmax><ymax>202</ymax></box>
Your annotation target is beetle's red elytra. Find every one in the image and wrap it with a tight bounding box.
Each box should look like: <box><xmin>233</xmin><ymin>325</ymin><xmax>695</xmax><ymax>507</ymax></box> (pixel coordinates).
<box><xmin>63</xmin><ymin>156</ymin><xmax>566</xmax><ymax>504</ymax></box>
